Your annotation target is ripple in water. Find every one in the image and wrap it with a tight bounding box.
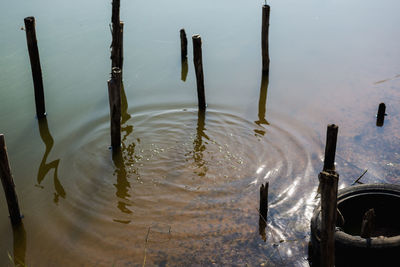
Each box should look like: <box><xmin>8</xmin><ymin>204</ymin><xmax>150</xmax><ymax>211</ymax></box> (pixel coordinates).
<box><xmin>42</xmin><ymin>106</ymin><xmax>322</xmax><ymax>266</ymax></box>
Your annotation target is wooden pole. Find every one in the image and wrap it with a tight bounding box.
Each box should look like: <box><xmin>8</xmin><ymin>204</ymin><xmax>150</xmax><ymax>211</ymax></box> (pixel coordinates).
<box><xmin>24</xmin><ymin>16</ymin><xmax>46</xmax><ymax>118</ymax></box>
<box><xmin>376</xmin><ymin>103</ymin><xmax>386</xmax><ymax>127</ymax></box>
<box><xmin>180</xmin><ymin>29</ymin><xmax>188</xmax><ymax>61</ymax></box>
<box><xmin>111</xmin><ymin>0</ymin><xmax>121</xmax><ymax>69</ymax></box>
<box><xmin>108</xmin><ymin>68</ymin><xmax>122</xmax><ymax>151</ymax></box>
<box><xmin>0</xmin><ymin>134</ymin><xmax>22</xmax><ymax>225</ymax></box>
<box><xmin>259</xmin><ymin>182</ymin><xmax>269</xmax><ymax>220</ymax></box>
<box><xmin>319</xmin><ymin>171</ymin><xmax>339</xmax><ymax>267</ymax></box>
<box><xmin>323</xmin><ymin>124</ymin><xmax>338</xmax><ymax>172</ymax></box>
<box><xmin>360</xmin><ymin>208</ymin><xmax>375</xmax><ymax>238</ymax></box>
<box><xmin>119</xmin><ymin>21</ymin><xmax>124</xmax><ymax>78</ymax></box>
<box><xmin>192</xmin><ymin>34</ymin><xmax>206</xmax><ymax>110</ymax></box>
<box><xmin>261</xmin><ymin>5</ymin><xmax>270</xmax><ymax>74</ymax></box>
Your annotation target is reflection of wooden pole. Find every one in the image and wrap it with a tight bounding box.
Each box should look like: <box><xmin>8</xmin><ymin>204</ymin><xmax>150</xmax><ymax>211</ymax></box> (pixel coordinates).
<box><xmin>192</xmin><ymin>34</ymin><xmax>206</xmax><ymax>110</ymax></box>
<box><xmin>261</xmin><ymin>5</ymin><xmax>270</xmax><ymax>74</ymax></box>
<box><xmin>108</xmin><ymin>68</ymin><xmax>122</xmax><ymax>151</ymax></box>
<box><xmin>180</xmin><ymin>29</ymin><xmax>188</xmax><ymax>60</ymax></box>
<box><xmin>319</xmin><ymin>171</ymin><xmax>338</xmax><ymax>267</ymax></box>
<box><xmin>323</xmin><ymin>124</ymin><xmax>338</xmax><ymax>172</ymax></box>
<box><xmin>259</xmin><ymin>182</ymin><xmax>269</xmax><ymax>220</ymax></box>
<box><xmin>376</xmin><ymin>103</ymin><xmax>386</xmax><ymax>127</ymax></box>
<box><xmin>0</xmin><ymin>134</ymin><xmax>22</xmax><ymax>225</ymax></box>
<box><xmin>24</xmin><ymin>16</ymin><xmax>46</xmax><ymax>118</ymax></box>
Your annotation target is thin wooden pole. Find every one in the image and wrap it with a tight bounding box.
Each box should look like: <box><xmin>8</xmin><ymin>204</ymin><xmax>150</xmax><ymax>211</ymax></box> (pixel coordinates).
<box><xmin>24</xmin><ymin>16</ymin><xmax>46</xmax><ymax>118</ymax></box>
<box><xmin>180</xmin><ymin>29</ymin><xmax>188</xmax><ymax>60</ymax></box>
<box><xmin>261</xmin><ymin>5</ymin><xmax>270</xmax><ymax>74</ymax></box>
<box><xmin>376</xmin><ymin>103</ymin><xmax>386</xmax><ymax>127</ymax></box>
<box><xmin>319</xmin><ymin>171</ymin><xmax>339</xmax><ymax>267</ymax></box>
<box><xmin>323</xmin><ymin>124</ymin><xmax>338</xmax><ymax>172</ymax></box>
<box><xmin>119</xmin><ymin>21</ymin><xmax>124</xmax><ymax>78</ymax></box>
<box><xmin>108</xmin><ymin>68</ymin><xmax>122</xmax><ymax>152</ymax></box>
<box><xmin>111</xmin><ymin>0</ymin><xmax>121</xmax><ymax>69</ymax></box>
<box><xmin>0</xmin><ymin>134</ymin><xmax>22</xmax><ymax>225</ymax></box>
<box><xmin>192</xmin><ymin>34</ymin><xmax>206</xmax><ymax>110</ymax></box>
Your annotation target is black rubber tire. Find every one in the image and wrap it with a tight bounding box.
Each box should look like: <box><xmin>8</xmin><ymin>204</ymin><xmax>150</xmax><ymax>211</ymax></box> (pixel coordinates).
<box><xmin>310</xmin><ymin>183</ymin><xmax>400</xmax><ymax>267</ymax></box>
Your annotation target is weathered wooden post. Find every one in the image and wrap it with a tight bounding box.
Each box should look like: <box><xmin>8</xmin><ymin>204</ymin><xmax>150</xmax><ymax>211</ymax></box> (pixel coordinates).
<box><xmin>261</xmin><ymin>4</ymin><xmax>270</xmax><ymax>74</ymax></box>
<box><xmin>108</xmin><ymin>68</ymin><xmax>122</xmax><ymax>151</ymax></box>
<box><xmin>192</xmin><ymin>34</ymin><xmax>206</xmax><ymax>110</ymax></box>
<box><xmin>24</xmin><ymin>16</ymin><xmax>46</xmax><ymax>118</ymax></box>
<box><xmin>360</xmin><ymin>208</ymin><xmax>375</xmax><ymax>238</ymax></box>
<box><xmin>319</xmin><ymin>171</ymin><xmax>339</xmax><ymax>267</ymax></box>
<box><xmin>323</xmin><ymin>124</ymin><xmax>338</xmax><ymax>172</ymax></box>
<box><xmin>111</xmin><ymin>0</ymin><xmax>121</xmax><ymax>69</ymax></box>
<box><xmin>180</xmin><ymin>29</ymin><xmax>188</xmax><ymax>60</ymax></box>
<box><xmin>0</xmin><ymin>134</ymin><xmax>22</xmax><ymax>225</ymax></box>
<box><xmin>376</xmin><ymin>103</ymin><xmax>386</xmax><ymax>127</ymax></box>
<box><xmin>119</xmin><ymin>21</ymin><xmax>124</xmax><ymax>77</ymax></box>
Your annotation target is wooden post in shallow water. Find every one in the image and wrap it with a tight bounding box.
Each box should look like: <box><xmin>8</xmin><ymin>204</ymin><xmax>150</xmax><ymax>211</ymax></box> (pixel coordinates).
<box><xmin>261</xmin><ymin>5</ymin><xmax>270</xmax><ymax>74</ymax></box>
<box><xmin>323</xmin><ymin>124</ymin><xmax>338</xmax><ymax>172</ymax></box>
<box><xmin>319</xmin><ymin>171</ymin><xmax>338</xmax><ymax>267</ymax></box>
<box><xmin>108</xmin><ymin>68</ymin><xmax>122</xmax><ymax>152</ymax></box>
<box><xmin>180</xmin><ymin>29</ymin><xmax>188</xmax><ymax>60</ymax></box>
<box><xmin>376</xmin><ymin>103</ymin><xmax>386</xmax><ymax>127</ymax></box>
<box><xmin>111</xmin><ymin>0</ymin><xmax>121</xmax><ymax>70</ymax></box>
<box><xmin>192</xmin><ymin>34</ymin><xmax>206</xmax><ymax>110</ymax></box>
<box><xmin>0</xmin><ymin>135</ymin><xmax>22</xmax><ymax>225</ymax></box>
<box><xmin>119</xmin><ymin>21</ymin><xmax>124</xmax><ymax>78</ymax></box>
<box><xmin>24</xmin><ymin>16</ymin><xmax>46</xmax><ymax>118</ymax></box>
<box><xmin>360</xmin><ymin>208</ymin><xmax>375</xmax><ymax>238</ymax></box>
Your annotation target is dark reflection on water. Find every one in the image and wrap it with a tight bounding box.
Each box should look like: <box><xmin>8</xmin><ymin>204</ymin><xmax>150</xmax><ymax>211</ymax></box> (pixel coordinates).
<box><xmin>12</xmin><ymin>222</ymin><xmax>26</xmax><ymax>267</ymax></box>
<box><xmin>181</xmin><ymin>58</ymin><xmax>188</xmax><ymax>82</ymax></box>
<box><xmin>37</xmin><ymin>117</ymin><xmax>66</xmax><ymax>204</ymax></box>
<box><xmin>113</xmin><ymin>83</ymin><xmax>134</xmax><ymax>223</ymax></box>
<box><xmin>192</xmin><ymin>109</ymin><xmax>209</xmax><ymax>177</ymax></box>
<box><xmin>255</xmin><ymin>72</ymin><xmax>270</xmax><ymax>136</ymax></box>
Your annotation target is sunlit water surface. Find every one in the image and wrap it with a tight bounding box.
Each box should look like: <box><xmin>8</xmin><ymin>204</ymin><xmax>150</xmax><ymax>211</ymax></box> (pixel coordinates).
<box><xmin>1</xmin><ymin>0</ymin><xmax>400</xmax><ymax>266</ymax></box>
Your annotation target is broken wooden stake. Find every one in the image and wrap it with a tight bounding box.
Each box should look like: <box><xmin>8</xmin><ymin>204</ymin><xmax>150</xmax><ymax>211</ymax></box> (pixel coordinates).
<box><xmin>261</xmin><ymin>5</ymin><xmax>270</xmax><ymax>74</ymax></box>
<box><xmin>323</xmin><ymin>124</ymin><xmax>338</xmax><ymax>172</ymax></box>
<box><xmin>180</xmin><ymin>29</ymin><xmax>188</xmax><ymax>61</ymax></box>
<box><xmin>376</xmin><ymin>103</ymin><xmax>386</xmax><ymax>127</ymax></box>
<box><xmin>0</xmin><ymin>134</ymin><xmax>22</xmax><ymax>225</ymax></box>
<box><xmin>24</xmin><ymin>16</ymin><xmax>46</xmax><ymax>118</ymax></box>
<box><xmin>119</xmin><ymin>21</ymin><xmax>124</xmax><ymax>78</ymax></box>
<box><xmin>192</xmin><ymin>34</ymin><xmax>206</xmax><ymax>110</ymax></box>
<box><xmin>319</xmin><ymin>171</ymin><xmax>339</xmax><ymax>267</ymax></box>
<box><xmin>360</xmin><ymin>208</ymin><xmax>375</xmax><ymax>238</ymax></box>
<box><xmin>108</xmin><ymin>68</ymin><xmax>122</xmax><ymax>152</ymax></box>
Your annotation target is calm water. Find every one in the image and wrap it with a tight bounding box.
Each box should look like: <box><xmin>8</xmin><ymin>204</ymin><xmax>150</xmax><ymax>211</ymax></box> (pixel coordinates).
<box><xmin>1</xmin><ymin>0</ymin><xmax>400</xmax><ymax>265</ymax></box>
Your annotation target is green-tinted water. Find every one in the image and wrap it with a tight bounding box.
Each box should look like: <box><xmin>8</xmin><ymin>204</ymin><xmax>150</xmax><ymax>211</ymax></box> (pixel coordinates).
<box><xmin>1</xmin><ymin>0</ymin><xmax>400</xmax><ymax>265</ymax></box>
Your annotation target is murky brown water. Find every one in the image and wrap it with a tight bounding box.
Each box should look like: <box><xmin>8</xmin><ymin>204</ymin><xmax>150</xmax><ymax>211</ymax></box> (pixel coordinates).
<box><xmin>1</xmin><ymin>0</ymin><xmax>400</xmax><ymax>266</ymax></box>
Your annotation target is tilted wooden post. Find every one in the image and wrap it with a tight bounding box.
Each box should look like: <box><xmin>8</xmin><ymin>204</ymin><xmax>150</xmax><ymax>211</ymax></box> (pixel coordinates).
<box><xmin>180</xmin><ymin>29</ymin><xmax>188</xmax><ymax>60</ymax></box>
<box><xmin>323</xmin><ymin>124</ymin><xmax>338</xmax><ymax>172</ymax></box>
<box><xmin>319</xmin><ymin>171</ymin><xmax>339</xmax><ymax>267</ymax></box>
<box><xmin>24</xmin><ymin>16</ymin><xmax>46</xmax><ymax>118</ymax></box>
<box><xmin>261</xmin><ymin>5</ymin><xmax>270</xmax><ymax>74</ymax></box>
<box><xmin>108</xmin><ymin>68</ymin><xmax>122</xmax><ymax>151</ymax></box>
<box><xmin>0</xmin><ymin>135</ymin><xmax>22</xmax><ymax>225</ymax></box>
<box><xmin>192</xmin><ymin>34</ymin><xmax>206</xmax><ymax>110</ymax></box>
<box><xmin>111</xmin><ymin>0</ymin><xmax>121</xmax><ymax>69</ymax></box>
